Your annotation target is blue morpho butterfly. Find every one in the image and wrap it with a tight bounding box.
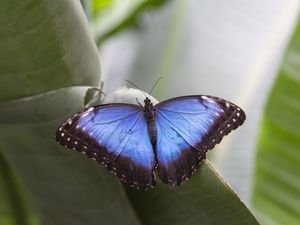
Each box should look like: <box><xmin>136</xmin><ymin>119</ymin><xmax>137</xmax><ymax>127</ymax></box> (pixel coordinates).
<box><xmin>55</xmin><ymin>84</ymin><xmax>245</xmax><ymax>190</ymax></box>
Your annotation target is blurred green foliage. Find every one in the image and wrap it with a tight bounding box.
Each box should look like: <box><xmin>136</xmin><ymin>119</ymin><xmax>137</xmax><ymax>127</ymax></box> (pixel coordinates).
<box><xmin>92</xmin><ymin>0</ymin><xmax>113</xmax><ymax>18</ymax></box>
<box><xmin>252</xmin><ymin>16</ymin><xmax>300</xmax><ymax>225</ymax></box>
<box><xmin>91</xmin><ymin>0</ymin><xmax>169</xmax><ymax>44</ymax></box>
<box><xmin>0</xmin><ymin>153</ymin><xmax>37</xmax><ymax>225</ymax></box>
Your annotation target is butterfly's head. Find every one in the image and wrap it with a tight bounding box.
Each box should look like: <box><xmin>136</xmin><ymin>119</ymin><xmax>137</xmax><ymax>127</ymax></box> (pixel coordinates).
<box><xmin>144</xmin><ymin>97</ymin><xmax>154</xmax><ymax>111</ymax></box>
<box><xmin>144</xmin><ymin>97</ymin><xmax>155</xmax><ymax>110</ymax></box>
<box><xmin>143</xmin><ymin>97</ymin><xmax>155</xmax><ymax>121</ymax></box>
<box><xmin>144</xmin><ymin>97</ymin><xmax>151</xmax><ymax>105</ymax></box>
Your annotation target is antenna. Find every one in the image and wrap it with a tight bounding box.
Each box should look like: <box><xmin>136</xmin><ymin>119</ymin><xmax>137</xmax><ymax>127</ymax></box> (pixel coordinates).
<box><xmin>124</xmin><ymin>79</ymin><xmax>147</xmax><ymax>98</ymax></box>
<box><xmin>149</xmin><ymin>77</ymin><xmax>162</xmax><ymax>95</ymax></box>
<box><xmin>124</xmin><ymin>80</ymin><xmax>140</xmax><ymax>90</ymax></box>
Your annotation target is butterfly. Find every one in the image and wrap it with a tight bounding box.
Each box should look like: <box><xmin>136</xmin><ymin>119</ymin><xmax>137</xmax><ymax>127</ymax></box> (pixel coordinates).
<box><xmin>56</xmin><ymin>94</ymin><xmax>245</xmax><ymax>190</ymax></box>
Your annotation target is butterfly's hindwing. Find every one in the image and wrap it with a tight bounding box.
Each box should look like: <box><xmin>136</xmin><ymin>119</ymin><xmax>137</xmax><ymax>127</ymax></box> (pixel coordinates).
<box><xmin>154</xmin><ymin>95</ymin><xmax>245</xmax><ymax>186</ymax></box>
<box><xmin>155</xmin><ymin>116</ymin><xmax>206</xmax><ymax>186</ymax></box>
<box><xmin>56</xmin><ymin>104</ymin><xmax>156</xmax><ymax>190</ymax></box>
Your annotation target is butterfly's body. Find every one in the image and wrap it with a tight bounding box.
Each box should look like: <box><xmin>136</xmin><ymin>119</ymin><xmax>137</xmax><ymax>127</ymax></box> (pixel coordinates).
<box><xmin>143</xmin><ymin>98</ymin><xmax>157</xmax><ymax>152</ymax></box>
<box><xmin>56</xmin><ymin>95</ymin><xmax>245</xmax><ymax>190</ymax></box>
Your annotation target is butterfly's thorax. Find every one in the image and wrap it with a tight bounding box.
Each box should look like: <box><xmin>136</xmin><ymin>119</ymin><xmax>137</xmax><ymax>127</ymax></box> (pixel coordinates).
<box><xmin>143</xmin><ymin>98</ymin><xmax>157</xmax><ymax>150</ymax></box>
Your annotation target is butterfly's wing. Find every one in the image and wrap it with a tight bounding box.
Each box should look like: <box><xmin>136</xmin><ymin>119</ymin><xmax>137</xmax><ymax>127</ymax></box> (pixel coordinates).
<box><xmin>154</xmin><ymin>95</ymin><xmax>245</xmax><ymax>186</ymax></box>
<box><xmin>56</xmin><ymin>104</ymin><xmax>156</xmax><ymax>190</ymax></box>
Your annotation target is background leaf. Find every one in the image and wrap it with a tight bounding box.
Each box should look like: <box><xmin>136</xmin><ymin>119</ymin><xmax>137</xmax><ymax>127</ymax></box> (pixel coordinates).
<box><xmin>0</xmin><ymin>152</ymin><xmax>38</xmax><ymax>225</ymax></box>
<box><xmin>91</xmin><ymin>0</ymin><xmax>168</xmax><ymax>44</ymax></box>
<box><xmin>0</xmin><ymin>0</ymin><xmax>100</xmax><ymax>101</ymax></box>
<box><xmin>252</xmin><ymin>15</ymin><xmax>300</xmax><ymax>225</ymax></box>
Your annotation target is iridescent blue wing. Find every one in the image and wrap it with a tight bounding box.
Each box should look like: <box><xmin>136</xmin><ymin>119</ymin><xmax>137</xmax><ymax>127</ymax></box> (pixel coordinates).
<box><xmin>56</xmin><ymin>104</ymin><xmax>156</xmax><ymax>190</ymax></box>
<box><xmin>154</xmin><ymin>95</ymin><xmax>245</xmax><ymax>186</ymax></box>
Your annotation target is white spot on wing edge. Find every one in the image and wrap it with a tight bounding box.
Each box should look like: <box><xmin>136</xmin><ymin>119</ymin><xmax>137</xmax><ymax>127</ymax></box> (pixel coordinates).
<box><xmin>81</xmin><ymin>112</ymin><xmax>89</xmax><ymax>118</ymax></box>
<box><xmin>206</xmin><ymin>99</ymin><xmax>215</xmax><ymax>104</ymax></box>
<box><xmin>86</xmin><ymin>107</ymin><xmax>94</xmax><ymax>112</ymax></box>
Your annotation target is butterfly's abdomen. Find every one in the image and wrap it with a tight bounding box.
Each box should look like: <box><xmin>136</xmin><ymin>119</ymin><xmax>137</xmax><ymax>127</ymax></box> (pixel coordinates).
<box><xmin>147</xmin><ymin>116</ymin><xmax>157</xmax><ymax>150</ymax></box>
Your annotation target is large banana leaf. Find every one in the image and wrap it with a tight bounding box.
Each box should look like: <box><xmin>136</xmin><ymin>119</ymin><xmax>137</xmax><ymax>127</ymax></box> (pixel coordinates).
<box><xmin>0</xmin><ymin>0</ymin><xmax>259</xmax><ymax>225</ymax></box>
<box><xmin>252</xmin><ymin>14</ymin><xmax>300</xmax><ymax>225</ymax></box>
<box><xmin>0</xmin><ymin>0</ymin><xmax>100</xmax><ymax>101</ymax></box>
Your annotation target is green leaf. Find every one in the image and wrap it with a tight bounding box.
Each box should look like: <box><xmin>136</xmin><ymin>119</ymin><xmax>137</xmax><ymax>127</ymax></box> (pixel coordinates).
<box><xmin>252</xmin><ymin>16</ymin><xmax>300</xmax><ymax>225</ymax></box>
<box><xmin>127</xmin><ymin>161</ymin><xmax>259</xmax><ymax>225</ymax></box>
<box><xmin>0</xmin><ymin>0</ymin><xmax>100</xmax><ymax>102</ymax></box>
<box><xmin>0</xmin><ymin>152</ymin><xmax>38</xmax><ymax>225</ymax></box>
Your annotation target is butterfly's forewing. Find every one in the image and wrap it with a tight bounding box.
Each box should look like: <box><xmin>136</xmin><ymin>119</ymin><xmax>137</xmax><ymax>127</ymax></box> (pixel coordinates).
<box><xmin>154</xmin><ymin>96</ymin><xmax>245</xmax><ymax>186</ymax></box>
<box><xmin>56</xmin><ymin>104</ymin><xmax>156</xmax><ymax>190</ymax></box>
